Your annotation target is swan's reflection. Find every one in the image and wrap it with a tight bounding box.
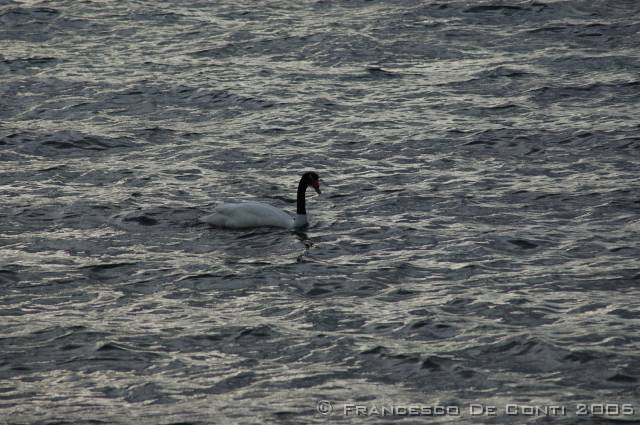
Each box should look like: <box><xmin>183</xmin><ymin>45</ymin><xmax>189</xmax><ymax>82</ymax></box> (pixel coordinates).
<box><xmin>293</xmin><ymin>229</ymin><xmax>313</xmax><ymax>248</ymax></box>
<box><xmin>294</xmin><ymin>229</ymin><xmax>315</xmax><ymax>262</ymax></box>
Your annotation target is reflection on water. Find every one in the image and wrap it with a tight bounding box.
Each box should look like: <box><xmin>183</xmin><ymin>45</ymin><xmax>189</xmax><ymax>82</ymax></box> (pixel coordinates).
<box><xmin>1</xmin><ymin>0</ymin><xmax>640</xmax><ymax>423</ymax></box>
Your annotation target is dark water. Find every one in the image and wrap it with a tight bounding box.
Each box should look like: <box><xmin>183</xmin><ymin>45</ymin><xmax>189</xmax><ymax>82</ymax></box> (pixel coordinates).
<box><xmin>2</xmin><ymin>1</ymin><xmax>640</xmax><ymax>424</ymax></box>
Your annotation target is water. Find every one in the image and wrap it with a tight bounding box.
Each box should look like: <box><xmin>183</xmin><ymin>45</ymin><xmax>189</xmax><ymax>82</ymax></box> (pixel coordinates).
<box><xmin>2</xmin><ymin>1</ymin><xmax>640</xmax><ymax>424</ymax></box>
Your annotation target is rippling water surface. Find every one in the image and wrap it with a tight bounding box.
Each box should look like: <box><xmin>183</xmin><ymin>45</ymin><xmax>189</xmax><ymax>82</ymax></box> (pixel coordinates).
<box><xmin>2</xmin><ymin>1</ymin><xmax>640</xmax><ymax>424</ymax></box>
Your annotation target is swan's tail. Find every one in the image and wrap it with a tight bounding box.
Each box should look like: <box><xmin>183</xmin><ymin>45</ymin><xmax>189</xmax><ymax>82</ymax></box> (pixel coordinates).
<box><xmin>199</xmin><ymin>212</ymin><xmax>227</xmax><ymax>227</ymax></box>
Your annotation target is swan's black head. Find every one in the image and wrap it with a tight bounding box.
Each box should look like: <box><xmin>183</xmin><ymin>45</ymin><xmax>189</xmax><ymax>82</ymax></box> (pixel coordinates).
<box><xmin>302</xmin><ymin>171</ymin><xmax>321</xmax><ymax>194</ymax></box>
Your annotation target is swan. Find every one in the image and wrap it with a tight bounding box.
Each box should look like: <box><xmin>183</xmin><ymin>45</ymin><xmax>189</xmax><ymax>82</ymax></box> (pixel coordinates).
<box><xmin>199</xmin><ymin>171</ymin><xmax>321</xmax><ymax>229</ymax></box>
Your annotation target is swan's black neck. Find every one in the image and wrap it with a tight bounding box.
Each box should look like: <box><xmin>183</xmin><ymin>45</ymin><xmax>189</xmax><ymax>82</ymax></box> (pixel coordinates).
<box><xmin>296</xmin><ymin>177</ymin><xmax>307</xmax><ymax>215</ymax></box>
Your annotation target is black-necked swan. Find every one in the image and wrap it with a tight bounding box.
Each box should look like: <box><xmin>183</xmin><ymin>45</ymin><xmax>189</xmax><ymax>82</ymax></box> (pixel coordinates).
<box><xmin>199</xmin><ymin>171</ymin><xmax>321</xmax><ymax>229</ymax></box>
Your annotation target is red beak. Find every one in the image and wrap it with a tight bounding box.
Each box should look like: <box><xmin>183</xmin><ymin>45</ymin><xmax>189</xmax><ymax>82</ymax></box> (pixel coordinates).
<box><xmin>311</xmin><ymin>180</ymin><xmax>321</xmax><ymax>194</ymax></box>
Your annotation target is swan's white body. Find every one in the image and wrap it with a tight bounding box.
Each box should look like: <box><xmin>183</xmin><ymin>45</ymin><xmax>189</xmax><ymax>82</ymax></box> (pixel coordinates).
<box><xmin>199</xmin><ymin>201</ymin><xmax>308</xmax><ymax>229</ymax></box>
